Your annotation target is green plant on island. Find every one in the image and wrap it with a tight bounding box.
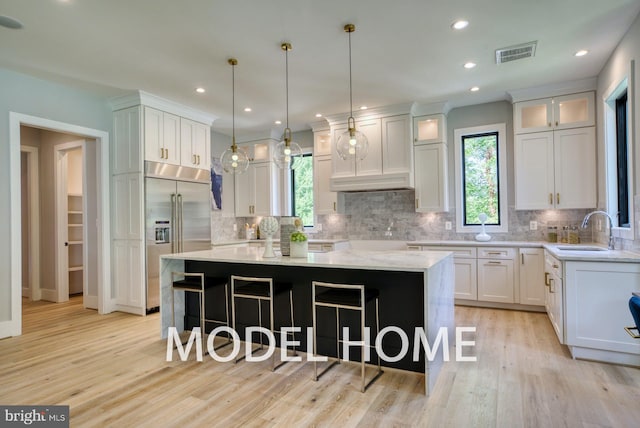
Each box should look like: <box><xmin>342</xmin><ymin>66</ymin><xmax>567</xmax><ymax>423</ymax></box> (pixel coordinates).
<box><xmin>290</xmin><ymin>231</ymin><xmax>308</xmax><ymax>242</ymax></box>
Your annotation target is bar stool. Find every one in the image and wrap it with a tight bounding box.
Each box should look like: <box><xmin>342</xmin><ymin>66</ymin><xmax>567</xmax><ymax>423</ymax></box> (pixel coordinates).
<box><xmin>312</xmin><ymin>281</ymin><xmax>383</xmax><ymax>393</ymax></box>
<box><xmin>171</xmin><ymin>272</ymin><xmax>231</xmax><ymax>350</ymax></box>
<box><xmin>231</xmin><ymin>275</ymin><xmax>296</xmax><ymax>371</ymax></box>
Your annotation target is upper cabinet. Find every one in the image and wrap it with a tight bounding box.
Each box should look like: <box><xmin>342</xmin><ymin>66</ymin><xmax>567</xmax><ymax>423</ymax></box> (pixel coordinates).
<box><xmin>514</xmin><ymin>91</ymin><xmax>595</xmax><ymax>134</ymax></box>
<box><xmin>234</xmin><ymin>139</ymin><xmax>281</xmax><ymax>217</ymax></box>
<box><xmin>413</xmin><ymin>114</ymin><xmax>446</xmax><ymax>145</ymax></box>
<box><xmin>329</xmin><ymin>110</ymin><xmax>414</xmax><ymax>191</ymax></box>
<box><xmin>144</xmin><ymin>107</ymin><xmax>180</xmax><ymax>165</ymax></box>
<box><xmin>313</xmin><ymin>129</ymin><xmax>337</xmax><ymax>215</ymax></box>
<box><xmin>180</xmin><ymin>118</ymin><xmax>210</xmax><ymax>169</ymax></box>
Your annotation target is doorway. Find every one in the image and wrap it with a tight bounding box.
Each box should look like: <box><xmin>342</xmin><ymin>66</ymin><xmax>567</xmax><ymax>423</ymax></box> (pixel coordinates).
<box><xmin>20</xmin><ymin>128</ymin><xmax>99</xmax><ymax>309</ymax></box>
<box><xmin>6</xmin><ymin>113</ymin><xmax>111</xmax><ymax>339</ymax></box>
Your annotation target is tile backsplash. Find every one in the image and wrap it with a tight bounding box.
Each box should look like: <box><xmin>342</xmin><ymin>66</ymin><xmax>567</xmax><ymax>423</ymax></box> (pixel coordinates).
<box><xmin>225</xmin><ymin>189</ymin><xmax>597</xmax><ymax>244</ymax></box>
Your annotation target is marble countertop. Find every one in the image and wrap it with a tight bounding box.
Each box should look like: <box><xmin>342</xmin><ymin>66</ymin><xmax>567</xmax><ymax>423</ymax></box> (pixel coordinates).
<box><xmin>212</xmin><ymin>238</ymin><xmax>349</xmax><ymax>246</ymax></box>
<box><xmin>162</xmin><ymin>246</ymin><xmax>452</xmax><ymax>272</ymax></box>
<box><xmin>543</xmin><ymin>243</ymin><xmax>640</xmax><ymax>263</ymax></box>
<box><xmin>408</xmin><ymin>240</ymin><xmax>546</xmax><ymax>248</ymax></box>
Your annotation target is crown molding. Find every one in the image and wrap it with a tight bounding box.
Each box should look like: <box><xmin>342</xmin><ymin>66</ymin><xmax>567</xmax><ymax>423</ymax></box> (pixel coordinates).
<box><xmin>309</xmin><ymin>119</ymin><xmax>330</xmax><ymax>132</ymax></box>
<box><xmin>325</xmin><ymin>102</ymin><xmax>415</xmax><ymax>125</ymax></box>
<box><xmin>411</xmin><ymin>100</ymin><xmax>451</xmax><ymax>116</ymax></box>
<box><xmin>507</xmin><ymin>78</ymin><xmax>597</xmax><ymax>103</ymax></box>
<box><xmin>109</xmin><ymin>90</ymin><xmax>217</xmax><ymax>125</ymax></box>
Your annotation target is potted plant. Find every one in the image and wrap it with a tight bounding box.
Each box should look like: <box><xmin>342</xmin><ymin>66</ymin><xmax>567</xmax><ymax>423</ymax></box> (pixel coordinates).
<box><xmin>290</xmin><ymin>219</ymin><xmax>308</xmax><ymax>258</ymax></box>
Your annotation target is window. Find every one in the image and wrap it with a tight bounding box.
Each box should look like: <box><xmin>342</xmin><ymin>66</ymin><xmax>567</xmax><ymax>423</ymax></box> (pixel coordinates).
<box><xmin>291</xmin><ymin>154</ymin><xmax>314</xmax><ymax>227</ymax></box>
<box><xmin>615</xmin><ymin>90</ymin><xmax>629</xmax><ymax>227</ymax></box>
<box><xmin>454</xmin><ymin>123</ymin><xmax>508</xmax><ymax>233</ymax></box>
<box><xmin>604</xmin><ymin>75</ymin><xmax>633</xmax><ymax>239</ymax></box>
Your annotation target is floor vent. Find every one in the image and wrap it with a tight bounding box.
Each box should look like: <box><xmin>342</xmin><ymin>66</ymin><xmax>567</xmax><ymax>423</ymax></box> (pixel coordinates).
<box><xmin>495</xmin><ymin>41</ymin><xmax>537</xmax><ymax>64</ymax></box>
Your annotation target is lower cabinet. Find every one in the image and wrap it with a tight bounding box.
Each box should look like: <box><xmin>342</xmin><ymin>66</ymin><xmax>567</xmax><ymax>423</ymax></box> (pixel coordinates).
<box><xmin>477</xmin><ymin>259</ymin><xmax>515</xmax><ymax>303</ymax></box>
<box><xmin>410</xmin><ymin>245</ymin><xmax>544</xmax><ymax>308</ymax></box>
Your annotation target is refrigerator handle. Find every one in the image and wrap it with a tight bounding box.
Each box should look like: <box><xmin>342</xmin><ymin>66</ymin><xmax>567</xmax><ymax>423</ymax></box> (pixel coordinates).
<box><xmin>171</xmin><ymin>193</ymin><xmax>177</xmax><ymax>253</ymax></box>
<box><xmin>177</xmin><ymin>193</ymin><xmax>184</xmax><ymax>253</ymax></box>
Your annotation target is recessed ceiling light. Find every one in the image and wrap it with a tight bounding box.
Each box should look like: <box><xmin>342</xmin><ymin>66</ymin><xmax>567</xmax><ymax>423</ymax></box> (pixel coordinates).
<box><xmin>470</xmin><ymin>86</ymin><xmax>480</xmax><ymax>92</ymax></box>
<box><xmin>0</xmin><ymin>15</ymin><xmax>24</xmax><ymax>29</ymax></box>
<box><xmin>451</xmin><ymin>20</ymin><xmax>469</xmax><ymax>30</ymax></box>
<box><xmin>360</xmin><ymin>106</ymin><xmax>368</xmax><ymax>110</ymax></box>
<box><xmin>575</xmin><ymin>50</ymin><xmax>588</xmax><ymax>57</ymax></box>
<box><xmin>244</xmin><ymin>107</ymin><xmax>252</xmax><ymax>112</ymax></box>
<box><xmin>195</xmin><ymin>87</ymin><xmax>205</xmax><ymax>93</ymax></box>
<box><xmin>463</xmin><ymin>62</ymin><xmax>476</xmax><ymax>69</ymax></box>
<box><xmin>315</xmin><ymin>113</ymin><xmax>322</xmax><ymax>118</ymax></box>
<box><xmin>274</xmin><ymin>120</ymin><xmax>282</xmax><ymax>125</ymax></box>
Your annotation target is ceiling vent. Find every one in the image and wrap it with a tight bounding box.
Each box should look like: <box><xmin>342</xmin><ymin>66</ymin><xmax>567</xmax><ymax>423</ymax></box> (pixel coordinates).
<box><xmin>495</xmin><ymin>41</ymin><xmax>537</xmax><ymax>64</ymax></box>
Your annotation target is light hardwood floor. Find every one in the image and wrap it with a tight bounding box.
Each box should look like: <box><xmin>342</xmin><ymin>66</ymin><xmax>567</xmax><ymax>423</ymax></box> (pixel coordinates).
<box><xmin>2</xmin><ymin>298</ymin><xmax>640</xmax><ymax>427</ymax></box>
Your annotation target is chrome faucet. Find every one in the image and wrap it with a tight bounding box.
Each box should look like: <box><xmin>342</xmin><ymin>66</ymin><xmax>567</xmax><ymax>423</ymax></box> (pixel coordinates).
<box><xmin>581</xmin><ymin>211</ymin><xmax>615</xmax><ymax>250</ymax></box>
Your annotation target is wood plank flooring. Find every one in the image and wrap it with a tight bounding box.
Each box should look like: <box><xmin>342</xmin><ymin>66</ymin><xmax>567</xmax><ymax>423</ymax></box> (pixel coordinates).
<box><xmin>1</xmin><ymin>298</ymin><xmax>640</xmax><ymax>427</ymax></box>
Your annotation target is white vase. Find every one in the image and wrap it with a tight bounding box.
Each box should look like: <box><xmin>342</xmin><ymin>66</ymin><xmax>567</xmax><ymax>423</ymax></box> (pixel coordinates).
<box><xmin>289</xmin><ymin>241</ymin><xmax>308</xmax><ymax>258</ymax></box>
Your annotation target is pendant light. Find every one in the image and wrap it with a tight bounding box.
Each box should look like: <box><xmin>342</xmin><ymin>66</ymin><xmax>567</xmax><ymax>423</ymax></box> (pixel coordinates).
<box><xmin>273</xmin><ymin>42</ymin><xmax>302</xmax><ymax>170</ymax></box>
<box><xmin>221</xmin><ymin>58</ymin><xmax>249</xmax><ymax>174</ymax></box>
<box><xmin>336</xmin><ymin>24</ymin><xmax>369</xmax><ymax>161</ymax></box>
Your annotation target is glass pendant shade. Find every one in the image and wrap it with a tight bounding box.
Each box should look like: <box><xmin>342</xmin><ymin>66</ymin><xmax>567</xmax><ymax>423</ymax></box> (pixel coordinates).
<box><xmin>273</xmin><ymin>127</ymin><xmax>302</xmax><ymax>169</ymax></box>
<box><xmin>337</xmin><ymin>118</ymin><xmax>369</xmax><ymax>161</ymax></box>
<box><xmin>221</xmin><ymin>141</ymin><xmax>249</xmax><ymax>174</ymax></box>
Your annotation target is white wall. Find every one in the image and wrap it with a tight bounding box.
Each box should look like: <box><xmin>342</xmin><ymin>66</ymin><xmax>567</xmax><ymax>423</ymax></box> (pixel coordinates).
<box><xmin>67</xmin><ymin>147</ymin><xmax>83</xmax><ymax>195</ymax></box>
<box><xmin>0</xmin><ymin>67</ymin><xmax>112</xmax><ymax>324</ymax></box>
<box><xmin>597</xmin><ymin>11</ymin><xmax>640</xmax><ymax>246</ymax></box>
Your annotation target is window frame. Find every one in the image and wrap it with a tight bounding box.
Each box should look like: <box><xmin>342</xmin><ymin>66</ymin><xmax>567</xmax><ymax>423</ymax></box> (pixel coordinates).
<box><xmin>289</xmin><ymin>152</ymin><xmax>314</xmax><ymax>227</ymax></box>
<box><xmin>454</xmin><ymin>123</ymin><xmax>508</xmax><ymax>233</ymax></box>
<box><xmin>603</xmin><ymin>73</ymin><xmax>634</xmax><ymax>240</ymax></box>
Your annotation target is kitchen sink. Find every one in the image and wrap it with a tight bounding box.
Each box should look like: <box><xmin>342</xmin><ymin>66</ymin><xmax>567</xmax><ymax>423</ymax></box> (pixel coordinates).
<box><xmin>555</xmin><ymin>245</ymin><xmax>608</xmax><ymax>252</ymax></box>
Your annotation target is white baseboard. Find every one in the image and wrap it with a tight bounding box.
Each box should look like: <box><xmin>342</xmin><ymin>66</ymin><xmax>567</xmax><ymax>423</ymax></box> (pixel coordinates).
<box><xmin>40</xmin><ymin>289</ymin><xmax>58</xmax><ymax>302</ymax></box>
<box><xmin>0</xmin><ymin>320</ymin><xmax>20</xmax><ymax>339</ymax></box>
<box><xmin>84</xmin><ymin>295</ymin><xmax>98</xmax><ymax>310</ymax></box>
<box><xmin>115</xmin><ymin>304</ymin><xmax>146</xmax><ymax>316</ymax></box>
<box><xmin>22</xmin><ymin>287</ymin><xmax>30</xmax><ymax>298</ymax></box>
<box><xmin>569</xmin><ymin>346</ymin><xmax>640</xmax><ymax>366</ymax></box>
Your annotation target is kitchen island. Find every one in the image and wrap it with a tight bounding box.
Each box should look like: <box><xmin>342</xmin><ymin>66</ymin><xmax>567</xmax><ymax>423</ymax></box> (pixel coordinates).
<box><xmin>160</xmin><ymin>247</ymin><xmax>454</xmax><ymax>394</ymax></box>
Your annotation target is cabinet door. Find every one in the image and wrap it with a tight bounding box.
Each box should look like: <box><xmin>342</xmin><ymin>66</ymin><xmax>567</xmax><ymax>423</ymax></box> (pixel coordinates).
<box><xmin>253</xmin><ymin>162</ymin><xmax>274</xmax><ymax>216</ymax></box>
<box><xmin>314</xmin><ymin>131</ymin><xmax>332</xmax><ymax>156</ymax></box>
<box><xmin>331</xmin><ymin>123</ymin><xmax>356</xmax><ymax>178</ymax></box>
<box><xmin>414</xmin><ymin>143</ymin><xmax>448</xmax><ymax>212</ymax></box>
<box><xmin>314</xmin><ymin>155</ymin><xmax>337</xmax><ymax>214</ymax></box>
<box><xmin>454</xmin><ymin>258</ymin><xmax>477</xmax><ymax>300</ymax></box>
<box><xmin>144</xmin><ymin>106</ymin><xmax>164</xmax><ymax>163</ymax></box>
<box><xmin>191</xmin><ymin>121</ymin><xmax>210</xmax><ymax>169</ymax></box>
<box><xmin>234</xmin><ymin>165</ymin><xmax>254</xmax><ymax>217</ymax></box>
<box><xmin>553</xmin><ymin>92</ymin><xmax>595</xmax><ymax>130</ymax></box>
<box><xmin>112</xmin><ymin>173</ymin><xmax>143</xmax><ymax>240</ymax></box>
<box><xmin>382</xmin><ymin>115</ymin><xmax>412</xmax><ymax>174</ymax></box>
<box><xmin>554</xmin><ymin>127</ymin><xmax>596</xmax><ymax>209</ymax></box>
<box><xmin>113</xmin><ymin>107</ymin><xmax>142</xmax><ymax>174</ymax></box>
<box><xmin>514</xmin><ymin>98</ymin><xmax>553</xmax><ymax>134</ymax></box>
<box><xmin>477</xmin><ymin>259</ymin><xmax>514</xmax><ymax>303</ymax></box>
<box><xmin>519</xmin><ymin>248</ymin><xmax>545</xmax><ymax>306</ymax></box>
<box><xmin>514</xmin><ymin>131</ymin><xmax>555</xmax><ymax>210</ymax></box>
<box><xmin>114</xmin><ymin>240</ymin><xmax>144</xmax><ymax>309</ymax></box>
<box><xmin>548</xmin><ymin>273</ymin><xmax>564</xmax><ymax>344</ymax></box>
<box><xmin>355</xmin><ymin>119</ymin><xmax>382</xmax><ymax>176</ymax></box>
<box><xmin>162</xmin><ymin>112</ymin><xmax>180</xmax><ymax>165</ymax></box>
<box><xmin>413</xmin><ymin>114</ymin><xmax>446</xmax><ymax>145</ymax></box>
<box><xmin>180</xmin><ymin>118</ymin><xmax>195</xmax><ymax>167</ymax></box>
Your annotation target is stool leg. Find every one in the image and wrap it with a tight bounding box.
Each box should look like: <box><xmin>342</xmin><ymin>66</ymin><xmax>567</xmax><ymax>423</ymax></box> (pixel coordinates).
<box><xmin>231</xmin><ymin>279</ymin><xmax>238</xmax><ymax>364</ymax></box>
<box><xmin>224</xmin><ymin>283</ymin><xmax>231</xmax><ymax>344</ymax></box>
<box><xmin>336</xmin><ymin>307</ymin><xmax>340</xmax><ymax>363</ymax></box>
<box><xmin>200</xmin><ymin>291</ymin><xmax>205</xmax><ymax>351</ymax></box>
<box><xmin>361</xmin><ymin>294</ymin><xmax>366</xmax><ymax>393</ymax></box>
<box><xmin>258</xmin><ymin>299</ymin><xmax>263</xmax><ymax>350</ymax></box>
<box><xmin>313</xmin><ymin>285</ymin><xmax>318</xmax><ymax>381</ymax></box>
<box><xmin>376</xmin><ymin>297</ymin><xmax>381</xmax><ymax>373</ymax></box>
<box><xmin>289</xmin><ymin>289</ymin><xmax>297</xmax><ymax>355</ymax></box>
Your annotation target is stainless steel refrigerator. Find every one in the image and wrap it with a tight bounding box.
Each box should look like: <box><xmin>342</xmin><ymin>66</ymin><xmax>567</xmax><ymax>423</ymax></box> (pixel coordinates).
<box><xmin>144</xmin><ymin>161</ymin><xmax>211</xmax><ymax>311</ymax></box>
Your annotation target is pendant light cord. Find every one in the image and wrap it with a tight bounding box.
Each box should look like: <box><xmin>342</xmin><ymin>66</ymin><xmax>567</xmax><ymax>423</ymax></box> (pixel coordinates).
<box><xmin>348</xmin><ymin>29</ymin><xmax>353</xmax><ymax>118</ymax></box>
<box><xmin>285</xmin><ymin>45</ymin><xmax>290</xmax><ymax>133</ymax></box>
<box><xmin>231</xmin><ymin>62</ymin><xmax>236</xmax><ymax>146</ymax></box>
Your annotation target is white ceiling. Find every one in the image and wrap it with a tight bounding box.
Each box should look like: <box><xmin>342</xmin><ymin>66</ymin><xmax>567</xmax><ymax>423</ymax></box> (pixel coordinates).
<box><xmin>1</xmin><ymin>0</ymin><xmax>639</xmax><ymax>139</ymax></box>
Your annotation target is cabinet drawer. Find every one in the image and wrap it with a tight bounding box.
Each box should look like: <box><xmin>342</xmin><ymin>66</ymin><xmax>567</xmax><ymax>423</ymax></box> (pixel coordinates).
<box><xmin>420</xmin><ymin>246</ymin><xmax>477</xmax><ymax>259</ymax></box>
<box><xmin>545</xmin><ymin>253</ymin><xmax>563</xmax><ymax>277</ymax></box>
<box><xmin>477</xmin><ymin>247</ymin><xmax>516</xmax><ymax>260</ymax></box>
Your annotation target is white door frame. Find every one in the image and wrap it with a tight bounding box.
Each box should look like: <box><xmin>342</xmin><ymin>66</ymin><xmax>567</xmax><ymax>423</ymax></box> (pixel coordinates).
<box><xmin>20</xmin><ymin>146</ymin><xmax>41</xmax><ymax>302</ymax></box>
<box><xmin>54</xmin><ymin>141</ymin><xmax>84</xmax><ymax>303</ymax></box>
<box><xmin>8</xmin><ymin>112</ymin><xmax>111</xmax><ymax>337</ymax></box>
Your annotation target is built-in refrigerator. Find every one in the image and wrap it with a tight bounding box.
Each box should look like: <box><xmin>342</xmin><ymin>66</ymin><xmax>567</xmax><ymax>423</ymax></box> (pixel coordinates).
<box><xmin>144</xmin><ymin>161</ymin><xmax>211</xmax><ymax>311</ymax></box>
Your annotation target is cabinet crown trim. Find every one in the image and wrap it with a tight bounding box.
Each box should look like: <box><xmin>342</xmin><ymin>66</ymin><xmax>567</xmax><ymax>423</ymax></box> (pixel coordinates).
<box><xmin>109</xmin><ymin>90</ymin><xmax>217</xmax><ymax>125</ymax></box>
<box><xmin>325</xmin><ymin>102</ymin><xmax>415</xmax><ymax>125</ymax></box>
<box><xmin>508</xmin><ymin>78</ymin><xmax>596</xmax><ymax>103</ymax></box>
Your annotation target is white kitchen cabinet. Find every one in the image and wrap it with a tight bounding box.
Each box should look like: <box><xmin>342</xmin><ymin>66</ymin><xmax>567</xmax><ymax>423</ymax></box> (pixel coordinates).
<box><xmin>234</xmin><ymin>161</ymin><xmax>280</xmax><ymax>217</ymax></box>
<box><xmin>519</xmin><ymin>248</ymin><xmax>545</xmax><ymax>306</ymax></box>
<box><xmin>477</xmin><ymin>249</ymin><xmax>515</xmax><ymax>303</ymax></box>
<box><xmin>180</xmin><ymin>118</ymin><xmax>210</xmax><ymax>169</ymax></box>
<box><xmin>413</xmin><ymin>114</ymin><xmax>446</xmax><ymax>145</ymax></box>
<box><xmin>314</xmin><ymin>129</ymin><xmax>332</xmax><ymax>156</ymax></box>
<box><xmin>382</xmin><ymin>115</ymin><xmax>413</xmax><ymax>175</ymax></box>
<box><xmin>113</xmin><ymin>239</ymin><xmax>144</xmax><ymax>309</ymax></box>
<box><xmin>544</xmin><ymin>251</ymin><xmax>564</xmax><ymax>344</ymax></box>
<box><xmin>330</xmin><ymin>114</ymin><xmax>413</xmax><ymax>191</ymax></box>
<box><xmin>565</xmin><ymin>261</ymin><xmax>640</xmax><ymax>364</ymax></box>
<box><xmin>112</xmin><ymin>173</ymin><xmax>143</xmax><ymax>240</ymax></box>
<box><xmin>514</xmin><ymin>92</ymin><xmax>595</xmax><ymax>134</ymax></box>
<box><xmin>144</xmin><ymin>106</ymin><xmax>180</xmax><ymax>165</ymax></box>
<box><xmin>453</xmin><ymin>258</ymin><xmax>478</xmax><ymax>300</ymax></box>
<box><xmin>314</xmin><ymin>155</ymin><xmax>337</xmax><ymax>214</ymax></box>
<box><xmin>515</xmin><ymin>126</ymin><xmax>595</xmax><ymax>209</ymax></box>
<box><xmin>113</xmin><ymin>107</ymin><xmax>142</xmax><ymax>174</ymax></box>
<box><xmin>414</xmin><ymin>143</ymin><xmax>448</xmax><ymax>212</ymax></box>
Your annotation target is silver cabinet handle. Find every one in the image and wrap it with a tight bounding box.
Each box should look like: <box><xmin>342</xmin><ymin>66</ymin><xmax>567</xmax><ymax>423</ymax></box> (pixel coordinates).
<box><xmin>170</xmin><ymin>194</ymin><xmax>176</xmax><ymax>253</ymax></box>
<box><xmin>177</xmin><ymin>193</ymin><xmax>183</xmax><ymax>253</ymax></box>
